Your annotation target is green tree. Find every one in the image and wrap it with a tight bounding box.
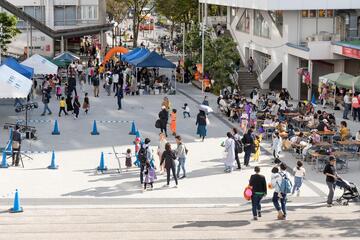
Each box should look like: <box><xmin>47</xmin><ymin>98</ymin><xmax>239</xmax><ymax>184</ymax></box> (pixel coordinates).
<box><xmin>0</xmin><ymin>12</ymin><xmax>21</xmax><ymax>53</ymax></box>
<box><xmin>106</xmin><ymin>0</ymin><xmax>128</xmax><ymax>23</ymax></box>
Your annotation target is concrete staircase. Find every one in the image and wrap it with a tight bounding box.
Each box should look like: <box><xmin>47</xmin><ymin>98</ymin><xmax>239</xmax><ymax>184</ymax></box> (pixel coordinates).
<box><xmin>237</xmin><ymin>68</ymin><xmax>260</xmax><ymax>95</ymax></box>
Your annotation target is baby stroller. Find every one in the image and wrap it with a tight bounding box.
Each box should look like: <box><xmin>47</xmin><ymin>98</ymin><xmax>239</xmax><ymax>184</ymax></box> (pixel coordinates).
<box><xmin>335</xmin><ymin>178</ymin><xmax>359</xmax><ymax>205</ymax></box>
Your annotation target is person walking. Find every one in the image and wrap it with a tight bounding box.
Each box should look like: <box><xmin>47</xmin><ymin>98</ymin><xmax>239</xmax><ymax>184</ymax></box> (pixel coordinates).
<box><xmin>92</xmin><ymin>70</ymin><xmax>100</xmax><ymax>97</ymax></box>
<box><xmin>343</xmin><ymin>92</ymin><xmax>351</xmax><ymax>119</ymax></box>
<box><xmin>41</xmin><ymin>89</ymin><xmax>52</xmax><ymax>116</ymax></box>
<box><xmin>158</xmin><ymin>106</ymin><xmax>169</xmax><ymax>137</ymax></box>
<box><xmin>272</xmin><ymin>131</ymin><xmax>282</xmax><ymax>163</ymax></box>
<box><xmin>143</xmin><ymin>160</ymin><xmax>156</xmax><ymax>191</ymax></box>
<box><xmin>272</xmin><ymin>163</ymin><xmax>291</xmax><ymax>220</ymax></box>
<box><xmin>115</xmin><ymin>87</ymin><xmax>123</xmax><ymax>110</ymax></box>
<box><xmin>242</xmin><ymin>128</ymin><xmax>254</xmax><ymax>167</ymax></box>
<box><xmin>175</xmin><ymin>135</ymin><xmax>187</xmax><ymax>179</ymax></box>
<box><xmin>157</xmin><ymin>133</ymin><xmax>168</xmax><ymax>174</ymax></box>
<box><xmin>196</xmin><ymin>110</ymin><xmax>207</xmax><ymax>141</ymax></box>
<box><xmin>182</xmin><ymin>103</ymin><xmax>191</xmax><ymax>118</ymax></box>
<box><xmin>352</xmin><ymin>94</ymin><xmax>360</xmax><ymax>122</ymax></box>
<box><xmin>73</xmin><ymin>96</ymin><xmax>81</xmax><ymax>119</ymax></box>
<box><xmin>249</xmin><ymin>166</ymin><xmax>267</xmax><ymax>220</ymax></box>
<box><xmin>323</xmin><ymin>156</ymin><xmax>338</xmax><ymax>207</ymax></box>
<box><xmin>248</xmin><ymin>57</ymin><xmax>254</xmax><ymax>73</ymax></box>
<box><xmin>11</xmin><ymin>125</ymin><xmax>22</xmax><ymax>167</ymax></box>
<box><xmin>170</xmin><ymin>109</ymin><xmax>177</xmax><ymax>136</ymax></box>
<box><xmin>232</xmin><ymin>128</ymin><xmax>242</xmax><ymax>170</ymax></box>
<box><xmin>138</xmin><ymin>138</ymin><xmax>152</xmax><ymax>184</ymax></box>
<box><xmin>253</xmin><ymin>135</ymin><xmax>262</xmax><ymax>161</ymax></box>
<box><xmin>202</xmin><ymin>96</ymin><xmax>209</xmax><ymax>106</ymax></box>
<box><xmin>58</xmin><ymin>96</ymin><xmax>68</xmax><ymax>117</ymax></box>
<box><xmin>223</xmin><ymin>132</ymin><xmax>235</xmax><ymax>173</ymax></box>
<box><xmin>66</xmin><ymin>95</ymin><xmax>74</xmax><ymax>114</ymax></box>
<box><xmin>82</xmin><ymin>92</ymin><xmax>90</xmax><ymax>114</ymax></box>
<box><xmin>292</xmin><ymin>160</ymin><xmax>306</xmax><ymax>196</ymax></box>
<box><xmin>161</xmin><ymin>143</ymin><xmax>178</xmax><ymax>187</ymax></box>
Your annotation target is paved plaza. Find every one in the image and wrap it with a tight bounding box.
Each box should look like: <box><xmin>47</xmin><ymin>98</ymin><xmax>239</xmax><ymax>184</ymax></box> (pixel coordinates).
<box><xmin>0</xmin><ymin>82</ymin><xmax>359</xmax><ymax>239</ymax></box>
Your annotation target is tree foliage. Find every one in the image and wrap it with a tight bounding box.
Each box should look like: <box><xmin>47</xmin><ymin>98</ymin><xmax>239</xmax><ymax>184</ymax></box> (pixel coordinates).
<box><xmin>0</xmin><ymin>12</ymin><xmax>21</xmax><ymax>53</ymax></box>
<box><xmin>106</xmin><ymin>0</ymin><xmax>128</xmax><ymax>23</ymax></box>
<box><xmin>183</xmin><ymin>25</ymin><xmax>240</xmax><ymax>90</ymax></box>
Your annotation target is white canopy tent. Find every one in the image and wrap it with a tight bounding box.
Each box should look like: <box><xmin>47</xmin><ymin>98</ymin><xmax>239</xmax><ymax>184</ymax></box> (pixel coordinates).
<box><xmin>0</xmin><ymin>65</ymin><xmax>33</xmax><ymax>98</ymax></box>
<box><xmin>21</xmin><ymin>54</ymin><xmax>58</xmax><ymax>75</ymax></box>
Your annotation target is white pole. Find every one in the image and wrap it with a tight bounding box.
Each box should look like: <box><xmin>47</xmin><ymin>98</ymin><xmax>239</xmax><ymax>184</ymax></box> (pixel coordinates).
<box><xmin>182</xmin><ymin>23</ymin><xmax>185</xmax><ymax>84</ymax></box>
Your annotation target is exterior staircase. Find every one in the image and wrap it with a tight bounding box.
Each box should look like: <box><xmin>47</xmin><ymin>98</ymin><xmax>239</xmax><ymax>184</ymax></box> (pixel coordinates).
<box><xmin>237</xmin><ymin>67</ymin><xmax>260</xmax><ymax>95</ymax></box>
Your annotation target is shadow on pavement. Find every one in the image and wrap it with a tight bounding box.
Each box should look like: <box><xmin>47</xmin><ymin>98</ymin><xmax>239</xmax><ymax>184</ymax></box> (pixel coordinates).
<box><xmin>172</xmin><ymin>220</ymin><xmax>250</xmax><ymax>229</ymax></box>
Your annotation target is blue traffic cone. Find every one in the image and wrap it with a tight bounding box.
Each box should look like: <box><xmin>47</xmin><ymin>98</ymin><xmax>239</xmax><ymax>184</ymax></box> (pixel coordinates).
<box><xmin>0</xmin><ymin>151</ymin><xmax>9</xmax><ymax>168</ymax></box>
<box><xmin>91</xmin><ymin>120</ymin><xmax>99</xmax><ymax>135</ymax></box>
<box><xmin>52</xmin><ymin>120</ymin><xmax>60</xmax><ymax>135</ymax></box>
<box><xmin>135</xmin><ymin>130</ymin><xmax>141</xmax><ymax>138</ymax></box>
<box><xmin>9</xmin><ymin>189</ymin><xmax>23</xmax><ymax>213</ymax></box>
<box><xmin>129</xmin><ymin>121</ymin><xmax>137</xmax><ymax>135</ymax></box>
<box><xmin>97</xmin><ymin>152</ymin><xmax>107</xmax><ymax>172</ymax></box>
<box><xmin>48</xmin><ymin>151</ymin><xmax>59</xmax><ymax>169</ymax></box>
<box><xmin>311</xmin><ymin>94</ymin><xmax>317</xmax><ymax>106</ymax></box>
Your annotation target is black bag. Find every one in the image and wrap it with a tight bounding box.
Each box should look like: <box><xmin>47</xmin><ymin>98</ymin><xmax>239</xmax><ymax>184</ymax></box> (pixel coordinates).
<box><xmin>155</xmin><ymin>119</ymin><xmax>161</xmax><ymax>128</ymax></box>
<box><xmin>234</xmin><ymin>139</ymin><xmax>243</xmax><ymax>153</ymax></box>
<box><xmin>138</xmin><ymin>146</ymin><xmax>147</xmax><ymax>164</ymax></box>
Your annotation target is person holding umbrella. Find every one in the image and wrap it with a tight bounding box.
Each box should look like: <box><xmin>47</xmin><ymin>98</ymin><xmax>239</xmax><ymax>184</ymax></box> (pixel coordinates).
<box><xmin>196</xmin><ymin>110</ymin><xmax>208</xmax><ymax>141</ymax></box>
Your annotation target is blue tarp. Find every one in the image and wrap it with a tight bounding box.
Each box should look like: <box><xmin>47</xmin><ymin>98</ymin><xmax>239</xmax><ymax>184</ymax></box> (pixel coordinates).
<box><xmin>1</xmin><ymin>57</ymin><xmax>34</xmax><ymax>79</ymax></box>
<box><xmin>121</xmin><ymin>48</ymin><xmax>141</xmax><ymax>61</ymax></box>
<box><xmin>124</xmin><ymin>48</ymin><xmax>149</xmax><ymax>63</ymax></box>
<box><xmin>133</xmin><ymin>51</ymin><xmax>176</xmax><ymax>69</ymax></box>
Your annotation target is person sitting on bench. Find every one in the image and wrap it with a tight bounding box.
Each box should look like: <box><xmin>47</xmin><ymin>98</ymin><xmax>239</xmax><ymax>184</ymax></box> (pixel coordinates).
<box><xmin>12</xmin><ymin>125</ymin><xmax>22</xmax><ymax>167</ymax></box>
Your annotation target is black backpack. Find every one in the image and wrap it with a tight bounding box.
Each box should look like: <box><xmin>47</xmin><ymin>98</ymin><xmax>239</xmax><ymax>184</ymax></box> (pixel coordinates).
<box><xmin>233</xmin><ymin>138</ymin><xmax>243</xmax><ymax>153</ymax></box>
<box><xmin>138</xmin><ymin>146</ymin><xmax>147</xmax><ymax>164</ymax></box>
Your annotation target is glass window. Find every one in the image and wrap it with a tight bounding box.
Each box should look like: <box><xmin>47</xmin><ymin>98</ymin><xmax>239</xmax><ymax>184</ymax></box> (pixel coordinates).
<box><xmin>236</xmin><ymin>9</ymin><xmax>250</xmax><ymax>33</ymax></box>
<box><xmin>302</xmin><ymin>10</ymin><xmax>308</xmax><ymax>18</ymax></box>
<box><xmin>81</xmin><ymin>6</ymin><xmax>98</xmax><ymax>20</ymax></box>
<box><xmin>54</xmin><ymin>6</ymin><xmax>76</xmax><ymax>26</ymax></box>
<box><xmin>319</xmin><ymin>9</ymin><xmax>326</xmax><ymax>18</ymax></box>
<box><xmin>23</xmin><ymin>6</ymin><xmax>45</xmax><ymax>23</ymax></box>
<box><xmin>309</xmin><ymin>10</ymin><xmax>316</xmax><ymax>18</ymax></box>
<box><xmin>269</xmin><ymin>10</ymin><xmax>283</xmax><ymax>36</ymax></box>
<box><xmin>254</xmin><ymin>10</ymin><xmax>270</xmax><ymax>38</ymax></box>
<box><xmin>327</xmin><ymin>10</ymin><xmax>334</xmax><ymax>18</ymax></box>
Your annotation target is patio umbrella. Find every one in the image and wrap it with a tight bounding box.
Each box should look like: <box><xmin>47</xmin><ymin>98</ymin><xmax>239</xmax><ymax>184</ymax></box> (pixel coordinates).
<box><xmin>319</xmin><ymin>72</ymin><xmax>353</xmax><ymax>85</ymax></box>
<box><xmin>345</xmin><ymin>76</ymin><xmax>360</xmax><ymax>91</ymax></box>
<box><xmin>199</xmin><ymin>104</ymin><xmax>213</xmax><ymax>113</ymax></box>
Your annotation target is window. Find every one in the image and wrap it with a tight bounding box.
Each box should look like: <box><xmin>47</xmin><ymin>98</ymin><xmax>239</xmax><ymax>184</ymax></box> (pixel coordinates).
<box><xmin>236</xmin><ymin>9</ymin><xmax>250</xmax><ymax>33</ymax></box>
<box><xmin>254</xmin><ymin>10</ymin><xmax>270</xmax><ymax>38</ymax></box>
<box><xmin>269</xmin><ymin>10</ymin><xmax>283</xmax><ymax>36</ymax></box>
<box><xmin>309</xmin><ymin>10</ymin><xmax>316</xmax><ymax>18</ymax></box>
<box><xmin>302</xmin><ymin>10</ymin><xmax>334</xmax><ymax>19</ymax></box>
<box><xmin>327</xmin><ymin>10</ymin><xmax>334</xmax><ymax>18</ymax></box>
<box><xmin>319</xmin><ymin>9</ymin><xmax>326</xmax><ymax>18</ymax></box>
<box><xmin>54</xmin><ymin>6</ymin><xmax>77</xmax><ymax>26</ymax></box>
<box><xmin>302</xmin><ymin>10</ymin><xmax>308</xmax><ymax>18</ymax></box>
<box><xmin>81</xmin><ymin>5</ymin><xmax>98</xmax><ymax>20</ymax></box>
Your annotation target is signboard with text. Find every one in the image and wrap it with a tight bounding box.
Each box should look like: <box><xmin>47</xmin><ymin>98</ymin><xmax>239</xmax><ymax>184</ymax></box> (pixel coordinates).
<box><xmin>342</xmin><ymin>47</ymin><xmax>360</xmax><ymax>59</ymax></box>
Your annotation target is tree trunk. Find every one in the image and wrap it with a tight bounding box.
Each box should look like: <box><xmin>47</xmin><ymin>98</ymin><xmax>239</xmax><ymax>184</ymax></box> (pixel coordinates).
<box><xmin>170</xmin><ymin>21</ymin><xmax>175</xmax><ymax>40</ymax></box>
<box><xmin>132</xmin><ymin>15</ymin><xmax>138</xmax><ymax>48</ymax></box>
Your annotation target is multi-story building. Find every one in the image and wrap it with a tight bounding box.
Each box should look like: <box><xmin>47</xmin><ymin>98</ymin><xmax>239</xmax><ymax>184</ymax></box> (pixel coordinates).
<box><xmin>3</xmin><ymin>0</ymin><xmax>108</xmax><ymax>57</ymax></box>
<box><xmin>200</xmin><ymin>0</ymin><xmax>360</xmax><ymax>100</ymax></box>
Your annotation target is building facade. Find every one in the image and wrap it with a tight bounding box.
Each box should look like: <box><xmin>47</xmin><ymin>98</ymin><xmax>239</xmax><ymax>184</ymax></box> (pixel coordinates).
<box><xmin>6</xmin><ymin>0</ymin><xmax>107</xmax><ymax>57</ymax></box>
<box><xmin>200</xmin><ymin>0</ymin><xmax>360</xmax><ymax>100</ymax></box>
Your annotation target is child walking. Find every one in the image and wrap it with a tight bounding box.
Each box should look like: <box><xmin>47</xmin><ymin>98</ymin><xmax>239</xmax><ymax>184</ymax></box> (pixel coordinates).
<box><xmin>73</xmin><ymin>96</ymin><xmax>81</xmax><ymax>119</ymax></box>
<box><xmin>170</xmin><ymin>109</ymin><xmax>177</xmax><ymax>136</ymax></box>
<box><xmin>56</xmin><ymin>84</ymin><xmax>62</xmax><ymax>100</ymax></box>
<box><xmin>82</xmin><ymin>92</ymin><xmax>90</xmax><ymax>114</ymax></box>
<box><xmin>143</xmin><ymin>160</ymin><xmax>156</xmax><ymax>191</ymax></box>
<box><xmin>292</xmin><ymin>161</ymin><xmax>305</xmax><ymax>196</ymax></box>
<box><xmin>253</xmin><ymin>134</ymin><xmax>262</xmax><ymax>161</ymax></box>
<box><xmin>58</xmin><ymin>97</ymin><xmax>68</xmax><ymax>117</ymax></box>
<box><xmin>125</xmin><ymin>148</ymin><xmax>132</xmax><ymax>171</ymax></box>
<box><xmin>182</xmin><ymin>103</ymin><xmax>190</xmax><ymax>118</ymax></box>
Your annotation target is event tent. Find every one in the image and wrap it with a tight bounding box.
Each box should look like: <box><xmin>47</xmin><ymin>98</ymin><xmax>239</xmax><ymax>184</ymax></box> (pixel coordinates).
<box><xmin>319</xmin><ymin>72</ymin><xmax>354</xmax><ymax>85</ymax></box>
<box><xmin>124</xmin><ymin>48</ymin><xmax>149</xmax><ymax>63</ymax></box>
<box><xmin>0</xmin><ymin>65</ymin><xmax>33</xmax><ymax>98</ymax></box>
<box><xmin>53</xmin><ymin>51</ymin><xmax>80</xmax><ymax>63</ymax></box>
<box><xmin>22</xmin><ymin>54</ymin><xmax>58</xmax><ymax>75</ymax></box>
<box><xmin>131</xmin><ymin>51</ymin><xmax>176</xmax><ymax>68</ymax></box>
<box><xmin>121</xmin><ymin>48</ymin><xmax>141</xmax><ymax>61</ymax></box>
<box><xmin>1</xmin><ymin>57</ymin><xmax>34</xmax><ymax>79</ymax></box>
<box><xmin>345</xmin><ymin>76</ymin><xmax>360</xmax><ymax>91</ymax></box>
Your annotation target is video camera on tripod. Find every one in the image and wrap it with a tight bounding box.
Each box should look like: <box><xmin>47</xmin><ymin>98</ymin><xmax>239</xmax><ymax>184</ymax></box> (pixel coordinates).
<box><xmin>15</xmin><ymin>102</ymin><xmax>38</xmax><ymax>113</ymax></box>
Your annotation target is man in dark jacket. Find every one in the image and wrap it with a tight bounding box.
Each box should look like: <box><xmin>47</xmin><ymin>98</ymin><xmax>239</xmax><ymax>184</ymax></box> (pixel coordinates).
<box><xmin>12</xmin><ymin>125</ymin><xmax>22</xmax><ymax>166</ymax></box>
<box><xmin>249</xmin><ymin>166</ymin><xmax>267</xmax><ymax>220</ymax></box>
<box><xmin>242</xmin><ymin>128</ymin><xmax>254</xmax><ymax>167</ymax></box>
<box><xmin>41</xmin><ymin>90</ymin><xmax>52</xmax><ymax>116</ymax></box>
<box><xmin>158</xmin><ymin>106</ymin><xmax>168</xmax><ymax>137</ymax></box>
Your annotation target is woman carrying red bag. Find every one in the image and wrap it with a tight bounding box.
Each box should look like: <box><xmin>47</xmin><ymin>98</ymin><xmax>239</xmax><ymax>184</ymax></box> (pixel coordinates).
<box><xmin>249</xmin><ymin>166</ymin><xmax>267</xmax><ymax>220</ymax></box>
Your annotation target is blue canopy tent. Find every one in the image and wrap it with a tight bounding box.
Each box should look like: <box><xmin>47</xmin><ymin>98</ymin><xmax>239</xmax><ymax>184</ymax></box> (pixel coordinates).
<box><xmin>133</xmin><ymin>51</ymin><xmax>176</xmax><ymax>68</ymax></box>
<box><xmin>53</xmin><ymin>51</ymin><xmax>80</xmax><ymax>63</ymax></box>
<box><xmin>121</xmin><ymin>47</ymin><xmax>141</xmax><ymax>61</ymax></box>
<box><xmin>124</xmin><ymin>48</ymin><xmax>149</xmax><ymax>63</ymax></box>
<box><xmin>1</xmin><ymin>57</ymin><xmax>34</xmax><ymax>79</ymax></box>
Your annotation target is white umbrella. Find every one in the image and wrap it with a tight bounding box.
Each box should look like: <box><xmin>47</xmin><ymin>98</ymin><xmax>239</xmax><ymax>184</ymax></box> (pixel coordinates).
<box><xmin>199</xmin><ymin>104</ymin><xmax>213</xmax><ymax>113</ymax></box>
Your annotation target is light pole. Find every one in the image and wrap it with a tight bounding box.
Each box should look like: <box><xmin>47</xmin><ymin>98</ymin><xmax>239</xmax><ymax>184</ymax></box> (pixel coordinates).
<box><xmin>201</xmin><ymin>2</ymin><xmax>206</xmax><ymax>94</ymax></box>
<box><xmin>182</xmin><ymin>23</ymin><xmax>185</xmax><ymax>84</ymax></box>
<box><xmin>0</xmin><ymin>24</ymin><xmax>2</xmax><ymax>65</ymax></box>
